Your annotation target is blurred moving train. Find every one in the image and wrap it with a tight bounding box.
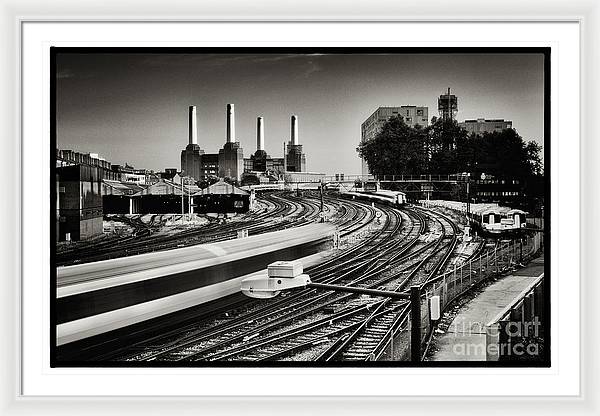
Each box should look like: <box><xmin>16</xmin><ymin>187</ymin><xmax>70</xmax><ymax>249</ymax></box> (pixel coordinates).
<box><xmin>341</xmin><ymin>181</ymin><xmax>407</xmax><ymax>208</ymax></box>
<box><xmin>56</xmin><ymin>223</ymin><xmax>336</xmax><ymax>346</ymax></box>
<box><xmin>424</xmin><ymin>200</ymin><xmax>527</xmax><ymax>235</ymax></box>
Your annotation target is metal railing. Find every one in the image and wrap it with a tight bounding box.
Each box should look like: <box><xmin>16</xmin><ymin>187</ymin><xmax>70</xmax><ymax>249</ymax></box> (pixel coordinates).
<box><xmin>320</xmin><ymin>174</ymin><xmax>465</xmax><ymax>183</ymax></box>
<box><xmin>484</xmin><ymin>273</ymin><xmax>545</xmax><ymax>361</ymax></box>
<box><xmin>373</xmin><ymin>233</ymin><xmax>543</xmax><ymax>361</ymax></box>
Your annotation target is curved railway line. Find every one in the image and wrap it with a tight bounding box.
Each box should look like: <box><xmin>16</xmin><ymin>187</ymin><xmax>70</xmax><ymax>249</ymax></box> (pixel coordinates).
<box><xmin>98</xmin><ymin>203</ymin><xmax>466</xmax><ymax>363</ymax></box>
<box><xmin>61</xmin><ymin>194</ymin><xmax>469</xmax><ymax>363</ymax></box>
<box><xmin>189</xmin><ymin>208</ymin><xmax>461</xmax><ymax>363</ymax></box>
<box><xmin>84</xmin><ymin>198</ymin><xmax>400</xmax><ymax>362</ymax></box>
<box><xmin>58</xmin><ymin>192</ymin><xmax>381</xmax><ymax>361</ymax></box>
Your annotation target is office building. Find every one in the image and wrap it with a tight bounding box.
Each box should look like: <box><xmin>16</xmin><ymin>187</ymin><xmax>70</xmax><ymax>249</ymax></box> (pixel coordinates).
<box><xmin>459</xmin><ymin>118</ymin><xmax>513</xmax><ymax>135</ymax></box>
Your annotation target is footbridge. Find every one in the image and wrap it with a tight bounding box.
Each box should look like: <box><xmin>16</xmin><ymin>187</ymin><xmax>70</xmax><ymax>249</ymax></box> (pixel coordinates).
<box><xmin>286</xmin><ymin>174</ymin><xmax>465</xmax><ymax>195</ymax></box>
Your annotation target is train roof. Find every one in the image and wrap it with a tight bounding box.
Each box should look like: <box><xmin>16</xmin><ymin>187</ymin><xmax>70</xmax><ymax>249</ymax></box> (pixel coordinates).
<box><xmin>57</xmin><ymin>223</ymin><xmax>335</xmax><ymax>294</ymax></box>
<box><xmin>470</xmin><ymin>205</ymin><xmax>511</xmax><ymax>215</ymax></box>
<box><xmin>423</xmin><ymin>200</ymin><xmax>524</xmax><ymax>216</ymax></box>
<box><xmin>376</xmin><ymin>189</ymin><xmax>406</xmax><ymax>197</ymax></box>
<box><xmin>343</xmin><ymin>191</ymin><xmax>398</xmax><ymax>202</ymax></box>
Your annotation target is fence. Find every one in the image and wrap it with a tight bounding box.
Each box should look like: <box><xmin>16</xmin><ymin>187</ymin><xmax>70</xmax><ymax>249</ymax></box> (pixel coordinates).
<box><xmin>376</xmin><ymin>174</ymin><xmax>463</xmax><ymax>182</ymax></box>
<box><xmin>374</xmin><ymin>232</ymin><xmax>543</xmax><ymax>361</ymax></box>
<box><xmin>484</xmin><ymin>274</ymin><xmax>545</xmax><ymax>361</ymax></box>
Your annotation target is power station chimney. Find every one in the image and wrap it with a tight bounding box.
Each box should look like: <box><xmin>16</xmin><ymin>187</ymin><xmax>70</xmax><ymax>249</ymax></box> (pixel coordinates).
<box><xmin>188</xmin><ymin>105</ymin><xmax>198</xmax><ymax>145</ymax></box>
<box><xmin>291</xmin><ymin>115</ymin><xmax>299</xmax><ymax>145</ymax></box>
<box><xmin>257</xmin><ymin>117</ymin><xmax>264</xmax><ymax>151</ymax></box>
<box><xmin>226</xmin><ymin>103</ymin><xmax>235</xmax><ymax>143</ymax></box>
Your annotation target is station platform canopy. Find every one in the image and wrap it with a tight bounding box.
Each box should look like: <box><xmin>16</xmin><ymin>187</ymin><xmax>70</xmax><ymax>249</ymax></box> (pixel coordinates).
<box><xmin>132</xmin><ymin>179</ymin><xmax>200</xmax><ymax>196</ymax></box>
<box><xmin>194</xmin><ymin>179</ymin><xmax>249</xmax><ymax>196</ymax></box>
<box><xmin>102</xmin><ymin>179</ymin><xmax>144</xmax><ymax>196</ymax></box>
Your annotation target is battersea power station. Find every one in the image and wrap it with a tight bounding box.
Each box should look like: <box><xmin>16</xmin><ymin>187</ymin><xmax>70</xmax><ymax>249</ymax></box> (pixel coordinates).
<box><xmin>181</xmin><ymin>104</ymin><xmax>307</xmax><ymax>182</ymax></box>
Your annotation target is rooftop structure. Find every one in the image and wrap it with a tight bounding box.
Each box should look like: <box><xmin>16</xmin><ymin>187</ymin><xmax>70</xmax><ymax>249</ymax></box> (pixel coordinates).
<box><xmin>438</xmin><ymin>88</ymin><xmax>458</xmax><ymax>121</ymax></box>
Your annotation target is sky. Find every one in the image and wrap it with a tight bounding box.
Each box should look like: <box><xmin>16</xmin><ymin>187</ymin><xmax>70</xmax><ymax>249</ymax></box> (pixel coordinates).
<box><xmin>56</xmin><ymin>51</ymin><xmax>545</xmax><ymax>175</ymax></box>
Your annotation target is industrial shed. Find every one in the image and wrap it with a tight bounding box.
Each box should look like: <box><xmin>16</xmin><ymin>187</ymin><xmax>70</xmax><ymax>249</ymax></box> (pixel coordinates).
<box><xmin>133</xmin><ymin>179</ymin><xmax>200</xmax><ymax>214</ymax></box>
<box><xmin>193</xmin><ymin>179</ymin><xmax>253</xmax><ymax>214</ymax></box>
<box><xmin>102</xmin><ymin>180</ymin><xmax>144</xmax><ymax>214</ymax></box>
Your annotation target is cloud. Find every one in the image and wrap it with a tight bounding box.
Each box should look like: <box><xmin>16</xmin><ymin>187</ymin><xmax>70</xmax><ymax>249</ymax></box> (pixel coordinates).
<box><xmin>302</xmin><ymin>60</ymin><xmax>323</xmax><ymax>78</ymax></box>
<box><xmin>57</xmin><ymin>69</ymin><xmax>75</xmax><ymax>79</ymax></box>
<box><xmin>56</xmin><ymin>68</ymin><xmax>99</xmax><ymax>80</ymax></box>
<box><xmin>140</xmin><ymin>53</ymin><xmax>330</xmax><ymax>70</ymax></box>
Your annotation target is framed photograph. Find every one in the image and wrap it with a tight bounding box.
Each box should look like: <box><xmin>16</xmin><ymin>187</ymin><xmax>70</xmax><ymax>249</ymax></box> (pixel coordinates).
<box><xmin>50</xmin><ymin>45</ymin><xmax>550</xmax><ymax>370</ymax></box>
<box><xmin>2</xmin><ymin>0</ymin><xmax>596</xmax><ymax>414</ymax></box>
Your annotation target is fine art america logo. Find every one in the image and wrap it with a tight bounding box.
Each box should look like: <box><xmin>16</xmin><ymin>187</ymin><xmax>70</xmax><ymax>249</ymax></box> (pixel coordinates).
<box><xmin>452</xmin><ymin>318</ymin><xmax>542</xmax><ymax>357</ymax></box>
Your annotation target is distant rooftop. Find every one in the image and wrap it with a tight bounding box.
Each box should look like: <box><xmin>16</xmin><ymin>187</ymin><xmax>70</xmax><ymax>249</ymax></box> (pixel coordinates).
<box><xmin>462</xmin><ymin>118</ymin><xmax>512</xmax><ymax>123</ymax></box>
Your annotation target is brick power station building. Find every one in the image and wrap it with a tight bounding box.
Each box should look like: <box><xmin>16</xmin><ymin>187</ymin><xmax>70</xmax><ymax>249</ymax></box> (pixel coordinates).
<box><xmin>181</xmin><ymin>105</ymin><xmax>307</xmax><ymax>180</ymax></box>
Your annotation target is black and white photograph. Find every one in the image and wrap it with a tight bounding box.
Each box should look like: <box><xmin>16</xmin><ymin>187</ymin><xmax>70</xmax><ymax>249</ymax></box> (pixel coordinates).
<box><xmin>52</xmin><ymin>48</ymin><xmax>549</xmax><ymax>366</ymax></box>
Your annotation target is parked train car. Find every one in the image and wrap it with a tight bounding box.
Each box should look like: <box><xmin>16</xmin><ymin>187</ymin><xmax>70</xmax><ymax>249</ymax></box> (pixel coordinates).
<box><xmin>376</xmin><ymin>189</ymin><xmax>407</xmax><ymax>205</ymax></box>
<box><xmin>423</xmin><ymin>200</ymin><xmax>527</xmax><ymax>236</ymax></box>
<box><xmin>468</xmin><ymin>205</ymin><xmax>527</xmax><ymax>235</ymax></box>
<box><xmin>342</xmin><ymin>189</ymin><xmax>407</xmax><ymax>208</ymax></box>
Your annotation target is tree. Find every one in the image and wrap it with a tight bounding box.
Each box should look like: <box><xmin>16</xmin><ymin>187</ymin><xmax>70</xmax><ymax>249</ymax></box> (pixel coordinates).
<box><xmin>465</xmin><ymin>129</ymin><xmax>544</xmax><ymax>212</ymax></box>
<box><xmin>426</xmin><ymin>117</ymin><xmax>470</xmax><ymax>174</ymax></box>
<box><xmin>356</xmin><ymin>115</ymin><xmax>543</xmax><ymax>190</ymax></box>
<box><xmin>476</xmin><ymin>129</ymin><xmax>541</xmax><ymax>179</ymax></box>
<box><xmin>223</xmin><ymin>176</ymin><xmax>240</xmax><ymax>187</ymax></box>
<box><xmin>241</xmin><ymin>173</ymin><xmax>260</xmax><ymax>187</ymax></box>
<box><xmin>197</xmin><ymin>175</ymin><xmax>220</xmax><ymax>189</ymax></box>
<box><xmin>525</xmin><ymin>141</ymin><xmax>543</xmax><ymax>176</ymax></box>
<box><xmin>357</xmin><ymin>116</ymin><xmax>428</xmax><ymax>177</ymax></box>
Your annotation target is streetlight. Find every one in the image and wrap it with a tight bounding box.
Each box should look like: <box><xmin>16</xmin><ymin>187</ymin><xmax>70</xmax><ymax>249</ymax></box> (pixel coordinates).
<box><xmin>187</xmin><ymin>176</ymin><xmax>192</xmax><ymax>221</ymax></box>
<box><xmin>180</xmin><ymin>171</ymin><xmax>185</xmax><ymax>223</ymax></box>
<box><xmin>319</xmin><ymin>179</ymin><xmax>324</xmax><ymax>221</ymax></box>
<box><xmin>465</xmin><ymin>172</ymin><xmax>471</xmax><ymax>225</ymax></box>
<box><xmin>459</xmin><ymin>171</ymin><xmax>472</xmax><ymax>236</ymax></box>
<box><xmin>240</xmin><ymin>260</ymin><xmax>423</xmax><ymax>361</ymax></box>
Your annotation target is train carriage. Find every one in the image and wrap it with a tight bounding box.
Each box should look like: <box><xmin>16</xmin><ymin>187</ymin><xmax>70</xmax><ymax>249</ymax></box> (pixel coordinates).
<box><xmin>341</xmin><ymin>188</ymin><xmax>406</xmax><ymax>208</ymax></box>
<box><xmin>507</xmin><ymin>209</ymin><xmax>527</xmax><ymax>228</ymax></box>
<box><xmin>425</xmin><ymin>200</ymin><xmax>527</xmax><ymax>236</ymax></box>
<box><xmin>56</xmin><ymin>223</ymin><xmax>336</xmax><ymax>346</ymax></box>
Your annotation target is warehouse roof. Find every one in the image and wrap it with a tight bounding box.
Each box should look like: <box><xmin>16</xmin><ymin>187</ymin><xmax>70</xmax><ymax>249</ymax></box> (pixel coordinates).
<box><xmin>133</xmin><ymin>179</ymin><xmax>199</xmax><ymax>196</ymax></box>
<box><xmin>194</xmin><ymin>179</ymin><xmax>249</xmax><ymax>196</ymax></box>
<box><xmin>102</xmin><ymin>180</ymin><xmax>144</xmax><ymax>195</ymax></box>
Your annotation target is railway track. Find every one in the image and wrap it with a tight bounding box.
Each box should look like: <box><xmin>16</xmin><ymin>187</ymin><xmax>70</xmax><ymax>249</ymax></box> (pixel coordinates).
<box><xmin>101</xmin><ymin>202</ymin><xmax>421</xmax><ymax>362</ymax></box>
<box><xmin>70</xmin><ymin>193</ymin><xmax>382</xmax><ymax>362</ymax></box>
<box><xmin>176</xmin><ymin>207</ymin><xmax>459</xmax><ymax>363</ymax></box>
<box><xmin>315</xmin><ymin>208</ymin><xmax>461</xmax><ymax>362</ymax></box>
<box><xmin>70</xmin><ymin>197</ymin><xmax>467</xmax><ymax>363</ymax></box>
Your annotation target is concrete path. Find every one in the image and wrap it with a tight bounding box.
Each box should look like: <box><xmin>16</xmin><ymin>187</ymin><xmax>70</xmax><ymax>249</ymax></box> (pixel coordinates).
<box><xmin>428</xmin><ymin>256</ymin><xmax>544</xmax><ymax>361</ymax></box>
